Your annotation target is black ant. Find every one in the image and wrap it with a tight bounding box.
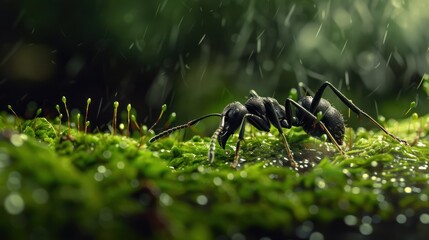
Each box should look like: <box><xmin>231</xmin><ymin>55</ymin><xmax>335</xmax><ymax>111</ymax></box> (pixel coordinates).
<box><xmin>149</xmin><ymin>82</ymin><xmax>408</xmax><ymax>168</ymax></box>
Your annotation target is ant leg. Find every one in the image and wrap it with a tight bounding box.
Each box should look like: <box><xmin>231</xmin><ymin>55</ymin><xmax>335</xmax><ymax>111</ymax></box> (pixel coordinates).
<box><xmin>285</xmin><ymin>98</ymin><xmax>346</xmax><ymax>155</ymax></box>
<box><xmin>231</xmin><ymin>114</ymin><xmax>266</xmax><ymax>168</ymax></box>
<box><xmin>208</xmin><ymin>125</ymin><xmax>224</xmax><ymax>163</ymax></box>
<box><xmin>311</xmin><ymin>82</ymin><xmax>408</xmax><ymax>145</ymax></box>
<box><xmin>149</xmin><ymin>113</ymin><xmax>222</xmax><ymax>143</ymax></box>
<box><xmin>264</xmin><ymin>101</ymin><xmax>297</xmax><ymax>168</ymax></box>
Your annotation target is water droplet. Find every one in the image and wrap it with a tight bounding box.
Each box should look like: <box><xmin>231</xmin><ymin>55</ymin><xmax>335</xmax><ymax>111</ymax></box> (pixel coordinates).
<box><xmin>309</xmin><ymin>231</ymin><xmax>324</xmax><ymax>240</ymax></box>
<box><xmin>404</xmin><ymin>187</ymin><xmax>412</xmax><ymax>193</ymax></box>
<box><xmin>309</xmin><ymin>205</ymin><xmax>319</xmax><ymax>214</ymax></box>
<box><xmin>7</xmin><ymin>171</ymin><xmax>21</xmax><ymax>191</ymax></box>
<box><xmin>344</xmin><ymin>215</ymin><xmax>358</xmax><ymax>226</ymax></box>
<box><xmin>10</xmin><ymin>134</ymin><xmax>24</xmax><ymax>147</ymax></box>
<box><xmin>420</xmin><ymin>213</ymin><xmax>429</xmax><ymax>224</ymax></box>
<box><xmin>351</xmin><ymin>187</ymin><xmax>360</xmax><ymax>194</ymax></box>
<box><xmin>231</xmin><ymin>232</ymin><xmax>245</xmax><ymax>240</ymax></box>
<box><xmin>396</xmin><ymin>214</ymin><xmax>407</xmax><ymax>224</ymax></box>
<box><xmin>4</xmin><ymin>192</ymin><xmax>25</xmax><ymax>215</ymax></box>
<box><xmin>94</xmin><ymin>172</ymin><xmax>103</xmax><ymax>182</ymax></box>
<box><xmin>362</xmin><ymin>215</ymin><xmax>372</xmax><ymax>224</ymax></box>
<box><xmin>177</xmin><ymin>175</ymin><xmax>185</xmax><ymax>181</ymax></box>
<box><xmin>102</xmin><ymin>150</ymin><xmax>112</xmax><ymax>159</ymax></box>
<box><xmin>359</xmin><ymin>223</ymin><xmax>373</xmax><ymax>235</ymax></box>
<box><xmin>227</xmin><ymin>173</ymin><xmax>234</xmax><ymax>180</ymax></box>
<box><xmin>0</xmin><ymin>152</ymin><xmax>11</xmax><ymax>170</ymax></box>
<box><xmin>116</xmin><ymin>161</ymin><xmax>125</xmax><ymax>169</ymax></box>
<box><xmin>119</xmin><ymin>141</ymin><xmax>128</xmax><ymax>149</ymax></box>
<box><xmin>130</xmin><ymin>179</ymin><xmax>139</xmax><ymax>188</ymax></box>
<box><xmin>196</xmin><ymin>195</ymin><xmax>208</xmax><ymax>205</ymax></box>
<box><xmin>99</xmin><ymin>208</ymin><xmax>113</xmax><ymax>222</ymax></box>
<box><xmin>97</xmin><ymin>165</ymin><xmax>106</xmax><ymax>173</ymax></box>
<box><xmin>213</xmin><ymin>177</ymin><xmax>223</xmax><ymax>186</ymax></box>
<box><xmin>296</xmin><ymin>221</ymin><xmax>314</xmax><ymax>238</ymax></box>
<box><xmin>32</xmin><ymin>188</ymin><xmax>49</xmax><ymax>204</ymax></box>
<box><xmin>159</xmin><ymin>193</ymin><xmax>173</xmax><ymax>206</ymax></box>
<box><xmin>240</xmin><ymin>171</ymin><xmax>247</xmax><ymax>178</ymax></box>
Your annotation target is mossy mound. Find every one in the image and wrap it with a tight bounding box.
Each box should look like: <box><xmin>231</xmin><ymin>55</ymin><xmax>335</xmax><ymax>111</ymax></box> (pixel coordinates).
<box><xmin>0</xmin><ymin>113</ymin><xmax>428</xmax><ymax>239</ymax></box>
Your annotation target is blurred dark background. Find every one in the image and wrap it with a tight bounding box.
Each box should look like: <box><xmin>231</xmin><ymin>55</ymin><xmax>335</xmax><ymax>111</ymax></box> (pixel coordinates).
<box><xmin>1</xmin><ymin>0</ymin><xmax>428</xmax><ymax>133</ymax></box>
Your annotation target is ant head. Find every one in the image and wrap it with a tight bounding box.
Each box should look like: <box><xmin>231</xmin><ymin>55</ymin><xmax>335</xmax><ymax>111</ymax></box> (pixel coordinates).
<box><xmin>217</xmin><ymin>102</ymin><xmax>248</xmax><ymax>149</ymax></box>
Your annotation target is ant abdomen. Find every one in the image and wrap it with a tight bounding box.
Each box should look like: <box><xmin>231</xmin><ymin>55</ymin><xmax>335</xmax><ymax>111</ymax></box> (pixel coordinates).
<box><xmin>297</xmin><ymin>96</ymin><xmax>345</xmax><ymax>145</ymax></box>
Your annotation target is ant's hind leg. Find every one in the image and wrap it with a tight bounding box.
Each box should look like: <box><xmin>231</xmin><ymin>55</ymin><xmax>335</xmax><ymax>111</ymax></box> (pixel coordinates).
<box><xmin>311</xmin><ymin>82</ymin><xmax>408</xmax><ymax>145</ymax></box>
<box><xmin>285</xmin><ymin>98</ymin><xmax>346</xmax><ymax>156</ymax></box>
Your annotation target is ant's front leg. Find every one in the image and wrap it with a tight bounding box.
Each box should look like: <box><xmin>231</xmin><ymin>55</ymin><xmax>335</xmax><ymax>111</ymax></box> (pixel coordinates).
<box><xmin>264</xmin><ymin>100</ymin><xmax>298</xmax><ymax>168</ymax></box>
<box><xmin>231</xmin><ymin>114</ymin><xmax>267</xmax><ymax>168</ymax></box>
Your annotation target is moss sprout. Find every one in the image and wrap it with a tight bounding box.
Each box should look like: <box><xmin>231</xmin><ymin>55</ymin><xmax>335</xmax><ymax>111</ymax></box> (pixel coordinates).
<box><xmin>84</xmin><ymin>98</ymin><xmax>91</xmax><ymax>134</ymax></box>
<box><xmin>62</xmin><ymin>96</ymin><xmax>71</xmax><ymax>136</ymax></box>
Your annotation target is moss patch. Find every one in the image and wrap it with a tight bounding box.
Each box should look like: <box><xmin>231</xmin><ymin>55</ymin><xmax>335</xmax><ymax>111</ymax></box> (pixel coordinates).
<box><xmin>0</xmin><ymin>113</ymin><xmax>428</xmax><ymax>239</ymax></box>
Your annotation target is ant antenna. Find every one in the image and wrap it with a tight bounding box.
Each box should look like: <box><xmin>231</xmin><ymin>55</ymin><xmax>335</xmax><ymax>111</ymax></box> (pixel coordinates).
<box><xmin>149</xmin><ymin>113</ymin><xmax>222</xmax><ymax>143</ymax></box>
<box><xmin>208</xmin><ymin>116</ymin><xmax>225</xmax><ymax>163</ymax></box>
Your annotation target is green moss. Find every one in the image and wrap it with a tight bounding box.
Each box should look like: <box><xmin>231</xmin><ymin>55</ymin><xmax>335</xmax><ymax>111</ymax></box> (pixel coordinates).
<box><xmin>0</xmin><ymin>113</ymin><xmax>428</xmax><ymax>239</ymax></box>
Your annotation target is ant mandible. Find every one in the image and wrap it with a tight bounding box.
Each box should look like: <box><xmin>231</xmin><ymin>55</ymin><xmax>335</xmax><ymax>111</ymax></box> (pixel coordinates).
<box><xmin>149</xmin><ymin>81</ymin><xmax>408</xmax><ymax>168</ymax></box>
